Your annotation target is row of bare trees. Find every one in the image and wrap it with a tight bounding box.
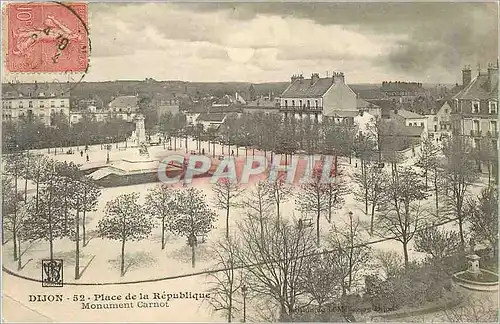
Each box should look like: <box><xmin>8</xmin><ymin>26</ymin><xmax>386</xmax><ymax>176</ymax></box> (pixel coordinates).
<box><xmin>206</xmin><ymin>202</ymin><xmax>371</xmax><ymax>322</ymax></box>
<box><xmin>2</xmin><ymin>152</ymin><xmax>101</xmax><ymax>279</ymax></box>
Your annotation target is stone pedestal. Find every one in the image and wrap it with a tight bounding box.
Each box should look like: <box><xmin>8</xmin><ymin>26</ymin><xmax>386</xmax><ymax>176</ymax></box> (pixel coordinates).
<box><xmin>466</xmin><ymin>254</ymin><xmax>481</xmax><ymax>274</ymax></box>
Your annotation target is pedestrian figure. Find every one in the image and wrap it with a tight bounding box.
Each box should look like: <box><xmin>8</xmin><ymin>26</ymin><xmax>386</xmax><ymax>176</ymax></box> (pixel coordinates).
<box><xmin>86</xmin><ymin>154</ymin><xmax>89</xmax><ymax>162</ymax></box>
<box><xmin>231</xmin><ymin>149</ymin><xmax>234</xmax><ymax>156</ymax></box>
<box><xmin>80</xmin><ymin>150</ymin><xmax>83</xmax><ymax>157</ymax></box>
<box><xmin>202</xmin><ymin>148</ymin><xmax>205</xmax><ymax>155</ymax></box>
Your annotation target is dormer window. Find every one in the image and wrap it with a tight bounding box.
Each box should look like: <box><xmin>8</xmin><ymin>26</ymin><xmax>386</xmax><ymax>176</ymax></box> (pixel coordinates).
<box><xmin>489</xmin><ymin>101</ymin><xmax>497</xmax><ymax>114</ymax></box>
<box><xmin>39</xmin><ymin>92</ymin><xmax>45</xmax><ymax>97</ymax></box>
<box><xmin>472</xmin><ymin>101</ymin><xmax>480</xmax><ymax>113</ymax></box>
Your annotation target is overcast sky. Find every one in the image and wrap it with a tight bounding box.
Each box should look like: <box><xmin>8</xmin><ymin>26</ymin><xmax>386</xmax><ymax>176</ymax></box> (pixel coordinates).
<box><xmin>4</xmin><ymin>2</ymin><xmax>498</xmax><ymax>84</ymax></box>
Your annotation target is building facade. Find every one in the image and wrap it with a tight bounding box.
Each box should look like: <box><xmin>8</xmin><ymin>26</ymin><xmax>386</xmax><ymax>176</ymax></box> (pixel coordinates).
<box><xmin>2</xmin><ymin>83</ymin><xmax>70</xmax><ymax>126</ymax></box>
<box><xmin>452</xmin><ymin>63</ymin><xmax>498</xmax><ymax>149</ymax></box>
<box><xmin>278</xmin><ymin>72</ymin><xmax>357</xmax><ymax>123</ymax></box>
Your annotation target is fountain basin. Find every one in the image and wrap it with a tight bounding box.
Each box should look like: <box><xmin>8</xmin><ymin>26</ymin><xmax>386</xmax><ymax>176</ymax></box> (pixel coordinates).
<box><xmin>452</xmin><ymin>269</ymin><xmax>499</xmax><ymax>292</ymax></box>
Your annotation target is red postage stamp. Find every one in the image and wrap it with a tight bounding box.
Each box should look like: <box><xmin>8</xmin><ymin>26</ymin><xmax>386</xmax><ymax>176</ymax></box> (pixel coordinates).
<box><xmin>6</xmin><ymin>2</ymin><xmax>89</xmax><ymax>73</ymax></box>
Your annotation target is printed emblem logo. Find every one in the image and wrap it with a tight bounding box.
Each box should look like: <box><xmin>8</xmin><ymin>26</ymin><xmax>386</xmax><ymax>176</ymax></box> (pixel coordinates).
<box><xmin>42</xmin><ymin>259</ymin><xmax>63</xmax><ymax>287</ymax></box>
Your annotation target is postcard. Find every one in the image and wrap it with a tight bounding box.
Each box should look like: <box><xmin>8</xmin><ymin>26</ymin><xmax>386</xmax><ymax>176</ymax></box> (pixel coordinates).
<box><xmin>1</xmin><ymin>1</ymin><xmax>499</xmax><ymax>323</ymax></box>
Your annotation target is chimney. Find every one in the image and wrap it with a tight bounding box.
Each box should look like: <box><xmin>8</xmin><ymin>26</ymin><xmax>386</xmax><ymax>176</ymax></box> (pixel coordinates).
<box><xmin>311</xmin><ymin>73</ymin><xmax>320</xmax><ymax>85</ymax></box>
<box><xmin>462</xmin><ymin>65</ymin><xmax>472</xmax><ymax>86</ymax></box>
<box><xmin>333</xmin><ymin>72</ymin><xmax>345</xmax><ymax>84</ymax></box>
<box><xmin>487</xmin><ymin>62</ymin><xmax>498</xmax><ymax>91</ymax></box>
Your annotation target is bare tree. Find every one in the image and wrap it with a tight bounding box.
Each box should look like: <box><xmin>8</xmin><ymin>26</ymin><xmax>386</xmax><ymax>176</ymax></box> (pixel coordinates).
<box><xmin>415</xmin><ymin>136</ymin><xmax>440</xmax><ymax>187</ymax></box>
<box><xmin>444</xmin><ymin>294</ymin><xmax>498</xmax><ymax>322</ymax></box>
<box><xmin>265</xmin><ymin>174</ymin><xmax>293</xmax><ymax>222</ymax></box>
<box><xmin>467</xmin><ymin>186</ymin><xmax>498</xmax><ymax>256</ymax></box>
<box><xmin>241</xmin><ymin>180</ymin><xmax>274</xmax><ymax>242</ymax></box>
<box><xmin>441</xmin><ymin>137</ymin><xmax>478</xmax><ymax>248</ymax></box>
<box><xmin>414</xmin><ymin>227</ymin><xmax>462</xmax><ymax>260</ymax></box>
<box><xmin>213</xmin><ymin>177</ymin><xmax>244</xmax><ymax>239</ymax></box>
<box><xmin>144</xmin><ymin>184</ymin><xmax>177</xmax><ymax>249</ymax></box>
<box><xmin>355</xmin><ymin>163</ymin><xmax>390</xmax><ymax>234</ymax></box>
<box><xmin>97</xmin><ymin>192</ymin><xmax>153</xmax><ymax>276</ymax></box>
<box><xmin>298</xmin><ymin>251</ymin><xmax>343</xmax><ymax>310</ymax></box>
<box><xmin>323</xmin><ymin>168</ymin><xmax>347</xmax><ymax>224</ymax></box>
<box><xmin>296</xmin><ymin>168</ymin><xmax>328</xmax><ymax>246</ymax></box>
<box><xmin>330</xmin><ymin>211</ymin><xmax>372</xmax><ymax>296</ymax></box>
<box><xmin>376</xmin><ymin>166</ymin><xmax>430</xmax><ymax>268</ymax></box>
<box><xmin>207</xmin><ymin>235</ymin><xmax>244</xmax><ymax>322</ymax></box>
<box><xmin>80</xmin><ymin>176</ymin><xmax>101</xmax><ymax>247</ymax></box>
<box><xmin>374</xmin><ymin>250</ymin><xmax>403</xmax><ymax>279</ymax></box>
<box><xmin>169</xmin><ymin>187</ymin><xmax>217</xmax><ymax>268</ymax></box>
<box><xmin>236</xmin><ymin>216</ymin><xmax>316</xmax><ymax>318</ymax></box>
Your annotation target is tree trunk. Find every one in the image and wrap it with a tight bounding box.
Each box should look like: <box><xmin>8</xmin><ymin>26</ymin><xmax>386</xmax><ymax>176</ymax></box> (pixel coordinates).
<box><xmin>13</xmin><ymin>201</ymin><xmax>18</xmax><ymax>261</ymax></box>
<box><xmin>402</xmin><ymin>240</ymin><xmax>409</xmax><ymax>269</ymax></box>
<box><xmin>82</xmin><ymin>208</ymin><xmax>87</xmax><ymax>247</ymax></box>
<box><xmin>424</xmin><ymin>169</ymin><xmax>428</xmax><ymax>188</ymax></box>
<box><xmin>191</xmin><ymin>243</ymin><xmax>196</xmax><ymax>268</ymax></box>
<box><xmin>228</xmin><ymin>283</ymin><xmax>233</xmax><ymax>323</ymax></box>
<box><xmin>75</xmin><ymin>208</ymin><xmax>80</xmax><ymax>280</ymax></box>
<box><xmin>17</xmin><ymin>235</ymin><xmax>22</xmax><ymax>270</ymax></box>
<box><xmin>316</xmin><ymin>209</ymin><xmax>320</xmax><ymax>246</ymax></box>
<box><xmin>458</xmin><ymin>216</ymin><xmax>465</xmax><ymax>249</ymax></box>
<box><xmin>226</xmin><ymin>207</ymin><xmax>230</xmax><ymax>239</ymax></box>
<box><xmin>35</xmin><ymin>180</ymin><xmax>39</xmax><ymax>213</ymax></box>
<box><xmin>13</xmin><ymin>174</ymin><xmax>18</xmax><ymax>261</ymax></box>
<box><xmin>370</xmin><ymin>202</ymin><xmax>376</xmax><ymax>235</ymax></box>
<box><xmin>434</xmin><ymin>170</ymin><xmax>439</xmax><ymax>217</ymax></box>
<box><xmin>161</xmin><ymin>218</ymin><xmax>166</xmax><ymax>250</ymax></box>
<box><xmin>120</xmin><ymin>237</ymin><xmax>126</xmax><ymax>276</ymax></box>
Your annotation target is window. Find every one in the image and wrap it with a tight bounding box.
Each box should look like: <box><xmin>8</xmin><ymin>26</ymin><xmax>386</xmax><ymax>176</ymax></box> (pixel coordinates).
<box><xmin>28</xmin><ymin>101</ymin><xmax>33</xmax><ymax>108</ymax></box>
<box><xmin>50</xmin><ymin>101</ymin><xmax>55</xmax><ymax>107</ymax></box>
<box><xmin>444</xmin><ymin>109</ymin><xmax>448</xmax><ymax>114</ymax></box>
<box><xmin>284</xmin><ymin>100</ymin><xmax>288</xmax><ymax>107</ymax></box>
<box><xmin>489</xmin><ymin>101</ymin><xmax>497</xmax><ymax>114</ymax></box>
<box><xmin>40</xmin><ymin>101</ymin><xmax>45</xmax><ymax>108</ymax></box>
<box><xmin>434</xmin><ymin>125</ymin><xmax>438</xmax><ymax>132</ymax></box>
<box><xmin>307</xmin><ymin>100</ymin><xmax>310</xmax><ymax>108</ymax></box>
<box><xmin>61</xmin><ymin>101</ymin><xmax>65</xmax><ymax>107</ymax></box>
<box><xmin>51</xmin><ymin>109</ymin><xmax>55</xmax><ymax>114</ymax></box>
<box><xmin>472</xmin><ymin>101</ymin><xmax>479</xmax><ymax>113</ymax></box>
<box><xmin>299</xmin><ymin>100</ymin><xmax>303</xmax><ymax>107</ymax></box>
<box><xmin>315</xmin><ymin>100</ymin><xmax>318</xmax><ymax>108</ymax></box>
<box><xmin>473</xmin><ymin>120</ymin><xmax>480</xmax><ymax>131</ymax></box>
<box><xmin>474</xmin><ymin>139</ymin><xmax>480</xmax><ymax>149</ymax></box>
<box><xmin>420</xmin><ymin>122</ymin><xmax>424</xmax><ymax>127</ymax></box>
<box><xmin>433</xmin><ymin>116</ymin><xmax>438</xmax><ymax>121</ymax></box>
<box><xmin>490</xmin><ymin>120</ymin><xmax>497</xmax><ymax>132</ymax></box>
<box><xmin>18</xmin><ymin>101</ymin><xmax>23</xmax><ymax>108</ymax></box>
<box><xmin>292</xmin><ymin>100</ymin><xmax>295</xmax><ymax>107</ymax></box>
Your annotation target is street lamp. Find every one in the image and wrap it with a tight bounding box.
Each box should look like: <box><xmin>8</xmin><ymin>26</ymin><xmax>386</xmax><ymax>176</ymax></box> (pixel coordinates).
<box><xmin>241</xmin><ymin>284</ymin><xmax>248</xmax><ymax>323</ymax></box>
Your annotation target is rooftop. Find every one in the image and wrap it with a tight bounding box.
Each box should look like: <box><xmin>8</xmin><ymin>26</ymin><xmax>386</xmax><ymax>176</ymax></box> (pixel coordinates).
<box><xmin>196</xmin><ymin>112</ymin><xmax>226</xmax><ymax>123</ymax></box>
<box><xmin>356</xmin><ymin>97</ymin><xmax>379</xmax><ymax>109</ymax></box>
<box><xmin>452</xmin><ymin>73</ymin><xmax>498</xmax><ymax>100</ymax></box>
<box><xmin>281</xmin><ymin>76</ymin><xmax>335</xmax><ymax>98</ymax></box>
<box><xmin>2</xmin><ymin>82</ymin><xmax>71</xmax><ymax>99</ymax></box>
<box><xmin>391</xmin><ymin>109</ymin><xmax>424</xmax><ymax>119</ymax></box>
<box><xmin>108</xmin><ymin>96</ymin><xmax>139</xmax><ymax>109</ymax></box>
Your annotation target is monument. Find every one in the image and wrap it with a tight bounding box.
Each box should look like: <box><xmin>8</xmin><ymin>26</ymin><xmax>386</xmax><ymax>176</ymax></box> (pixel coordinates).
<box><xmin>135</xmin><ymin>114</ymin><xmax>147</xmax><ymax>146</ymax></box>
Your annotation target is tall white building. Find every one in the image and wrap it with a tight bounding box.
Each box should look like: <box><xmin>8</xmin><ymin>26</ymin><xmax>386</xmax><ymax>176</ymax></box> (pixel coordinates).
<box><xmin>2</xmin><ymin>82</ymin><xmax>71</xmax><ymax>126</ymax></box>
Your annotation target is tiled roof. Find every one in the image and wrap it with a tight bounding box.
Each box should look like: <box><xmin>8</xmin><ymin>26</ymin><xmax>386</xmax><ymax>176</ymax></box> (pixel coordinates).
<box><xmin>452</xmin><ymin>73</ymin><xmax>498</xmax><ymax>100</ymax></box>
<box><xmin>326</xmin><ymin>110</ymin><xmax>359</xmax><ymax>118</ymax></box>
<box><xmin>244</xmin><ymin>98</ymin><xmax>277</xmax><ymax>108</ymax></box>
<box><xmin>281</xmin><ymin>77</ymin><xmax>334</xmax><ymax>98</ymax></box>
<box><xmin>381</xmin><ymin>82</ymin><xmax>426</xmax><ymax>93</ymax></box>
<box><xmin>196</xmin><ymin>112</ymin><xmax>226</xmax><ymax>122</ymax></box>
<box><xmin>355</xmin><ymin>88</ymin><xmax>387</xmax><ymax>100</ymax></box>
<box><xmin>356</xmin><ymin>97</ymin><xmax>379</xmax><ymax>109</ymax></box>
<box><xmin>2</xmin><ymin>82</ymin><xmax>71</xmax><ymax>99</ymax></box>
<box><xmin>392</xmin><ymin>109</ymin><xmax>424</xmax><ymax>119</ymax></box>
<box><xmin>209</xmin><ymin>106</ymin><xmax>243</xmax><ymax>113</ymax></box>
<box><xmin>108</xmin><ymin>96</ymin><xmax>138</xmax><ymax>109</ymax></box>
